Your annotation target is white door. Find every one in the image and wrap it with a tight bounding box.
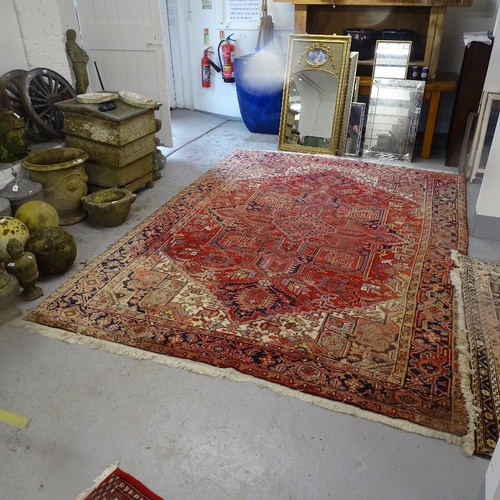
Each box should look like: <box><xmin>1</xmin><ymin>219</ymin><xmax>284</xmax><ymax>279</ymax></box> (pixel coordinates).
<box><xmin>74</xmin><ymin>0</ymin><xmax>173</xmax><ymax>147</ymax></box>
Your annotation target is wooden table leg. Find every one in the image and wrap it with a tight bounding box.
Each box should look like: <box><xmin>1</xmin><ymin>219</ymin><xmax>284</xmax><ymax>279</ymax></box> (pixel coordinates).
<box><xmin>294</xmin><ymin>5</ymin><xmax>307</xmax><ymax>33</ymax></box>
<box><xmin>421</xmin><ymin>90</ymin><xmax>442</xmax><ymax>159</ymax></box>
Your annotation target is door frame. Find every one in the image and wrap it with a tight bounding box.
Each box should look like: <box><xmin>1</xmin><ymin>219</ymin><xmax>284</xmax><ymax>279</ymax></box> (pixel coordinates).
<box><xmin>165</xmin><ymin>0</ymin><xmax>194</xmax><ymax>110</ymax></box>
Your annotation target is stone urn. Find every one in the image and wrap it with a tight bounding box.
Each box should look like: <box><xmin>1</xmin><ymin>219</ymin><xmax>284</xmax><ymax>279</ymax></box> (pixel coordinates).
<box><xmin>0</xmin><ymin>268</ymin><xmax>22</xmax><ymax>326</ymax></box>
<box><xmin>81</xmin><ymin>188</ymin><xmax>137</xmax><ymax>227</ymax></box>
<box><xmin>22</xmin><ymin>148</ymin><xmax>89</xmax><ymax>225</ymax></box>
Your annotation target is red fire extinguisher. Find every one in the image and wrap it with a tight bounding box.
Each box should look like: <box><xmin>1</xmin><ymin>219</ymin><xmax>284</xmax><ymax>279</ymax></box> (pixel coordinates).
<box><xmin>201</xmin><ymin>47</ymin><xmax>221</xmax><ymax>88</ymax></box>
<box><xmin>202</xmin><ymin>47</ymin><xmax>213</xmax><ymax>87</ymax></box>
<box><xmin>218</xmin><ymin>34</ymin><xmax>236</xmax><ymax>83</ymax></box>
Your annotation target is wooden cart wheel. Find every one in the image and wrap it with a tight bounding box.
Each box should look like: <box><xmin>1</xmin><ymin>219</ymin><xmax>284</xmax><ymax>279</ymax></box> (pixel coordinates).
<box><xmin>20</xmin><ymin>68</ymin><xmax>76</xmax><ymax>139</ymax></box>
<box><xmin>0</xmin><ymin>69</ymin><xmax>50</xmax><ymax>141</ymax></box>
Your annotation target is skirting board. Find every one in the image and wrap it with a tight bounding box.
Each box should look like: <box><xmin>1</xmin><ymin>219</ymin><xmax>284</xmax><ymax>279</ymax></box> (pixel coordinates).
<box><xmin>471</xmin><ymin>212</ymin><xmax>500</xmax><ymax>240</ymax></box>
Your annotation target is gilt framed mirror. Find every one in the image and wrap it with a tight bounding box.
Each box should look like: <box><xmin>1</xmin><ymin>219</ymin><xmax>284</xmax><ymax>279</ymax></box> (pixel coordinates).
<box><xmin>373</xmin><ymin>41</ymin><xmax>412</xmax><ymax>79</ymax></box>
<box><xmin>278</xmin><ymin>34</ymin><xmax>352</xmax><ymax>155</ymax></box>
<box><xmin>362</xmin><ymin>78</ymin><xmax>425</xmax><ymax>162</ymax></box>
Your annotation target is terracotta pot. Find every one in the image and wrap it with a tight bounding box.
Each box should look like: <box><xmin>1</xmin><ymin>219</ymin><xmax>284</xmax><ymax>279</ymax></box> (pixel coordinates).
<box><xmin>81</xmin><ymin>188</ymin><xmax>137</xmax><ymax>226</ymax></box>
<box><xmin>22</xmin><ymin>148</ymin><xmax>89</xmax><ymax>225</ymax></box>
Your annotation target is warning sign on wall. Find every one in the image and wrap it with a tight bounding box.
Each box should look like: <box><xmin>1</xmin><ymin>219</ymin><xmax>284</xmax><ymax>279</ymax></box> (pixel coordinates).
<box><xmin>227</xmin><ymin>0</ymin><xmax>260</xmax><ymax>23</ymax></box>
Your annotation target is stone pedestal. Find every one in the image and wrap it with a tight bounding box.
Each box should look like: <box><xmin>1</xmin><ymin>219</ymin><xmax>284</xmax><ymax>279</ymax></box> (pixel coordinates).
<box><xmin>56</xmin><ymin>98</ymin><xmax>159</xmax><ymax>191</ymax></box>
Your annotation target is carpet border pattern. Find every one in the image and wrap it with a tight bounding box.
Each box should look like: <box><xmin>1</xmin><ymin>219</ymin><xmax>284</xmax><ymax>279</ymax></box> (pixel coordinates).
<box><xmin>452</xmin><ymin>251</ymin><xmax>500</xmax><ymax>456</ymax></box>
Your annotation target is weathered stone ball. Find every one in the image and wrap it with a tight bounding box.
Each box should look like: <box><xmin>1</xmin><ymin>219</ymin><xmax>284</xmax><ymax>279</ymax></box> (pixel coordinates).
<box><xmin>25</xmin><ymin>227</ymin><xmax>77</xmax><ymax>275</ymax></box>
<box><xmin>15</xmin><ymin>201</ymin><xmax>59</xmax><ymax>234</ymax></box>
<box><xmin>0</xmin><ymin>216</ymin><xmax>30</xmax><ymax>262</ymax></box>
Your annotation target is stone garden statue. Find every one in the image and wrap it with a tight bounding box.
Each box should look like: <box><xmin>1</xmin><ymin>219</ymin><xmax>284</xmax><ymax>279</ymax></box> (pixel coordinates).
<box><xmin>0</xmin><ymin>111</ymin><xmax>29</xmax><ymax>163</ymax></box>
<box><xmin>66</xmin><ymin>28</ymin><xmax>90</xmax><ymax>95</ymax></box>
<box><xmin>5</xmin><ymin>238</ymin><xmax>43</xmax><ymax>301</ymax></box>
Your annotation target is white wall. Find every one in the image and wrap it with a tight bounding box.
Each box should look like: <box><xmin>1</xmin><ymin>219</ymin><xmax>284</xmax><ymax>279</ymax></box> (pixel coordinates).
<box><xmin>434</xmin><ymin>0</ymin><xmax>497</xmax><ymax>133</ymax></box>
<box><xmin>12</xmin><ymin>0</ymin><xmax>71</xmax><ymax>81</ymax></box>
<box><xmin>182</xmin><ymin>0</ymin><xmax>498</xmax><ymax>119</ymax></box>
<box><xmin>440</xmin><ymin>0</ymin><xmax>497</xmax><ymax>75</ymax></box>
<box><xmin>184</xmin><ymin>0</ymin><xmax>294</xmax><ymax>117</ymax></box>
<box><xmin>0</xmin><ymin>1</ymin><xmax>28</xmax><ymax>76</ymax></box>
<box><xmin>2</xmin><ymin>0</ymin><xmax>497</xmax><ymax>119</ymax></box>
<box><xmin>475</xmin><ymin>0</ymin><xmax>500</xmax><ymax>230</ymax></box>
<box><xmin>0</xmin><ymin>0</ymin><xmax>79</xmax><ymax>95</ymax></box>
<box><xmin>54</xmin><ymin>0</ymin><xmax>79</xmax><ymax>33</ymax></box>
<box><xmin>484</xmin><ymin>2</ymin><xmax>500</xmax><ymax>91</ymax></box>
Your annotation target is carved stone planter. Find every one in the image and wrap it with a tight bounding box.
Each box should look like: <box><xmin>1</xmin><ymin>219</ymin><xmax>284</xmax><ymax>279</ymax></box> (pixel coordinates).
<box><xmin>22</xmin><ymin>148</ymin><xmax>89</xmax><ymax>225</ymax></box>
<box><xmin>81</xmin><ymin>188</ymin><xmax>137</xmax><ymax>227</ymax></box>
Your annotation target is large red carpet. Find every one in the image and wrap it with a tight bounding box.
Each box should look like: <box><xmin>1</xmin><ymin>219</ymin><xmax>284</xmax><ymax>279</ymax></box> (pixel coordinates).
<box><xmin>27</xmin><ymin>150</ymin><xmax>472</xmax><ymax>448</ymax></box>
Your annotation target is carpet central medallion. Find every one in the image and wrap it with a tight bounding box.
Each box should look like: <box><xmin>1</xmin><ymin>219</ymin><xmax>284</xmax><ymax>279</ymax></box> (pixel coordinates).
<box><xmin>163</xmin><ymin>171</ymin><xmax>411</xmax><ymax>330</ymax></box>
<box><xmin>27</xmin><ymin>150</ymin><xmax>470</xmax><ymax>444</ymax></box>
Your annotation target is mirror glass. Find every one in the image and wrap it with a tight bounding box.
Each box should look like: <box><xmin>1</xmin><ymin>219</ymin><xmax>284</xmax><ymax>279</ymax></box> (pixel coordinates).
<box><xmin>362</xmin><ymin>78</ymin><xmax>425</xmax><ymax>162</ymax></box>
<box><xmin>466</xmin><ymin>91</ymin><xmax>500</xmax><ymax>181</ymax></box>
<box><xmin>373</xmin><ymin>41</ymin><xmax>412</xmax><ymax>79</ymax></box>
<box><xmin>279</xmin><ymin>34</ymin><xmax>352</xmax><ymax>155</ymax></box>
<box><xmin>288</xmin><ymin>70</ymin><xmax>338</xmax><ymax>149</ymax></box>
<box><xmin>459</xmin><ymin>112</ymin><xmax>478</xmax><ymax>175</ymax></box>
<box><xmin>338</xmin><ymin>52</ymin><xmax>359</xmax><ymax>156</ymax></box>
<box><xmin>345</xmin><ymin>102</ymin><xmax>366</xmax><ymax>157</ymax></box>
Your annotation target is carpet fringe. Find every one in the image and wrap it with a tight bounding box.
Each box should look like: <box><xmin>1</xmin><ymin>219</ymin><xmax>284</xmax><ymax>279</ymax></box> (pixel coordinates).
<box><xmin>17</xmin><ymin>317</ymin><xmax>474</xmax><ymax>454</ymax></box>
<box><xmin>451</xmin><ymin>250</ymin><xmax>481</xmax><ymax>456</ymax></box>
<box><xmin>74</xmin><ymin>462</ymin><xmax>119</xmax><ymax>500</ymax></box>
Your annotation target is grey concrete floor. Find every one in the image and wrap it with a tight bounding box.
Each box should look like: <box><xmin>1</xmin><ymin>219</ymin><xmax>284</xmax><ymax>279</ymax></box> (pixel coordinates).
<box><xmin>0</xmin><ymin>109</ymin><xmax>497</xmax><ymax>500</ymax></box>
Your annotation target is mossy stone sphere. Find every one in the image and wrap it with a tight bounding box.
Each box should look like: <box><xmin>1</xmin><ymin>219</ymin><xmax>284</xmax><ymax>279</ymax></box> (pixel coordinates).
<box><xmin>15</xmin><ymin>201</ymin><xmax>59</xmax><ymax>234</ymax></box>
<box><xmin>0</xmin><ymin>216</ymin><xmax>30</xmax><ymax>262</ymax></box>
<box><xmin>26</xmin><ymin>227</ymin><xmax>77</xmax><ymax>275</ymax></box>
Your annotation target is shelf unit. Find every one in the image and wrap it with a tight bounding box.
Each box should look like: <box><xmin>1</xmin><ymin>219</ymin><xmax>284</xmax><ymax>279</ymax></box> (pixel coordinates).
<box><xmin>274</xmin><ymin>0</ymin><xmax>473</xmax><ymax>81</ymax></box>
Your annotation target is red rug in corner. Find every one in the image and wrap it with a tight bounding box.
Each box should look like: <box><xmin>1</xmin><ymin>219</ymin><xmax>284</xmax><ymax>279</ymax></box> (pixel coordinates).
<box><xmin>76</xmin><ymin>466</ymin><xmax>164</xmax><ymax>500</ymax></box>
<box><xmin>28</xmin><ymin>150</ymin><xmax>471</xmax><ymax>445</ymax></box>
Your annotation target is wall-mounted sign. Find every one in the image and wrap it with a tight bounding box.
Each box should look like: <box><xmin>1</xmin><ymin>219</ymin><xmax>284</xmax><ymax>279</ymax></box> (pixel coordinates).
<box><xmin>218</xmin><ymin>0</ymin><xmax>292</xmax><ymax>31</ymax></box>
<box><xmin>202</xmin><ymin>0</ymin><xmax>212</xmax><ymax>9</ymax></box>
<box><xmin>227</xmin><ymin>0</ymin><xmax>260</xmax><ymax>23</ymax></box>
<box><xmin>219</xmin><ymin>0</ymin><xmax>261</xmax><ymax>28</ymax></box>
